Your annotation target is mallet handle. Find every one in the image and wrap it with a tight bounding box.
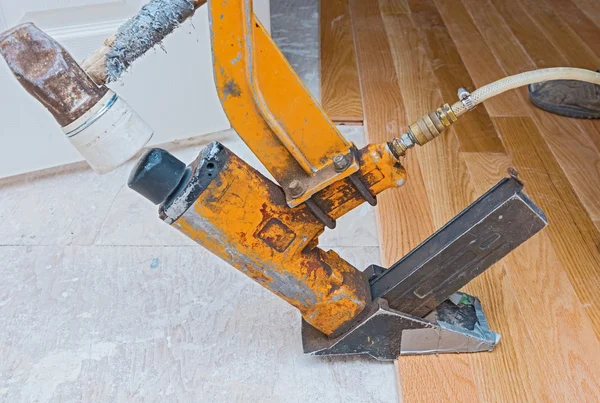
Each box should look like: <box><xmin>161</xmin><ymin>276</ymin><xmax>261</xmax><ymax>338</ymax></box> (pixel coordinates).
<box><xmin>81</xmin><ymin>0</ymin><xmax>207</xmax><ymax>85</ymax></box>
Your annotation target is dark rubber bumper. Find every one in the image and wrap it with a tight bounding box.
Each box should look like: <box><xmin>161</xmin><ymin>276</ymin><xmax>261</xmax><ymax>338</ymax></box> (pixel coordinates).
<box><xmin>128</xmin><ymin>148</ymin><xmax>188</xmax><ymax>205</ymax></box>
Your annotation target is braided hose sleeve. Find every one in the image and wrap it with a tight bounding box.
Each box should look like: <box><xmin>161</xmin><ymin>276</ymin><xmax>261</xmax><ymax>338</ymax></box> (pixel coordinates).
<box><xmin>451</xmin><ymin>68</ymin><xmax>600</xmax><ymax>117</ymax></box>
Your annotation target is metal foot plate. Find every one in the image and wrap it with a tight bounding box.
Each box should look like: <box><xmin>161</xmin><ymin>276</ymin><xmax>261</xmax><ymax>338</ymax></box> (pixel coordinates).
<box><xmin>302</xmin><ymin>293</ymin><xmax>499</xmax><ymax>361</ymax></box>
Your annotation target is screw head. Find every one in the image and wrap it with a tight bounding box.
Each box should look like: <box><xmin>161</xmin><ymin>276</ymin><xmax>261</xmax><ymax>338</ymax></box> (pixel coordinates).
<box><xmin>288</xmin><ymin>179</ymin><xmax>305</xmax><ymax>198</ymax></box>
<box><xmin>333</xmin><ymin>154</ymin><xmax>350</xmax><ymax>172</ymax></box>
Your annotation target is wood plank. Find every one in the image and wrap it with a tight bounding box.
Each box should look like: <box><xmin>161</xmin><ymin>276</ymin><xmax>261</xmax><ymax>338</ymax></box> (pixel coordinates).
<box><xmin>349</xmin><ymin>0</ymin><xmax>437</xmax><ymax>263</ymax></box>
<box><xmin>460</xmin><ymin>0</ymin><xmax>537</xmax><ymax>73</ymax></box>
<box><xmin>380</xmin><ymin>6</ymin><xmax>441</xmax><ymax>131</ymax></box>
<box><xmin>570</xmin><ymin>0</ymin><xmax>600</xmax><ymax>29</ymax></box>
<box><xmin>406</xmin><ymin>0</ymin><xmax>505</xmax><ymax>153</ymax></box>
<box><xmin>579</xmin><ymin>120</ymin><xmax>600</xmax><ymax>154</ymax></box>
<box><xmin>378</xmin><ymin>0</ymin><xmax>410</xmax><ymax>16</ymax></box>
<box><xmin>378</xmin><ymin>3</ymin><xmax>536</xmax><ymax>401</ymax></box>
<box><xmin>493</xmin><ymin>116</ymin><xmax>600</xmax><ymax>340</ymax></box>
<box><xmin>396</xmin><ymin>355</ymin><xmax>480</xmax><ymax>403</ymax></box>
<box><xmin>380</xmin><ymin>7</ymin><xmax>483</xmax><ymax>401</ymax></box>
<box><xmin>416</xmin><ymin>130</ymin><xmax>551</xmax><ymax>401</ymax></box>
<box><xmin>470</xmin><ymin>0</ymin><xmax>600</xmax><ymax>344</ymax></box>
<box><xmin>508</xmin><ymin>0</ymin><xmax>600</xmax><ymax>217</ymax></box>
<box><xmin>520</xmin><ymin>0</ymin><xmax>600</xmax><ymax>70</ymax></box>
<box><xmin>377</xmin><ymin>0</ymin><xmax>556</xmax><ymax>398</ymax></box>
<box><xmin>383</xmin><ymin>8</ymin><xmax>600</xmax><ymax>392</ymax></box>
<box><xmin>377</xmin><ymin>152</ymin><xmax>436</xmax><ymax>265</ymax></box>
<box><xmin>502</xmin><ymin>234</ymin><xmax>600</xmax><ymax>399</ymax></box>
<box><xmin>349</xmin><ymin>0</ymin><xmax>406</xmax><ymax>144</ymax></box>
<box><xmin>320</xmin><ymin>0</ymin><xmax>364</xmax><ymax>123</ymax></box>
<box><xmin>395</xmin><ymin>27</ymin><xmax>600</xmax><ymax>392</ymax></box>
<box><xmin>433</xmin><ymin>0</ymin><xmax>526</xmax><ymax>117</ymax></box>
<box><xmin>525</xmin><ymin>107</ymin><xmax>600</xmax><ymax>222</ymax></box>
<box><xmin>352</xmin><ymin>0</ymin><xmax>600</xmax><ymax>399</ymax></box>
<box><xmin>464</xmin><ymin>151</ymin><xmax>600</xmax><ymax>400</ymax></box>
<box><xmin>487</xmin><ymin>0</ymin><xmax>564</xmax><ymax>70</ymax></box>
<box><xmin>380</xmin><ymin>7</ymin><xmax>476</xmax><ymax>226</ymax></box>
<box><xmin>545</xmin><ymin>0</ymin><xmax>600</xmax><ymax>58</ymax></box>
<box><xmin>466</xmin><ymin>262</ymin><xmax>551</xmax><ymax>402</ymax></box>
<box><xmin>350</xmin><ymin>1</ymin><xmax>480</xmax><ymax>400</ymax></box>
<box><xmin>461</xmin><ymin>0</ymin><xmax>600</xmax><ymax>222</ymax></box>
<box><xmin>348</xmin><ymin>0</ymin><xmax>437</xmax><ymax>264</ymax></box>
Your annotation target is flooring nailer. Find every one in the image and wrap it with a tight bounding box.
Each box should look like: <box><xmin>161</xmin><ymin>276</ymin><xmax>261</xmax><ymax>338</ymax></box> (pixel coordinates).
<box><xmin>2</xmin><ymin>0</ymin><xmax>599</xmax><ymax>360</ymax></box>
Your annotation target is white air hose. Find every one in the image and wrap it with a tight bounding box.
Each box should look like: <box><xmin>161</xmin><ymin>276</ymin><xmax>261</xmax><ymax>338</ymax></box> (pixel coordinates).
<box><xmin>390</xmin><ymin>67</ymin><xmax>600</xmax><ymax>156</ymax></box>
<box><xmin>451</xmin><ymin>67</ymin><xmax>600</xmax><ymax>117</ymax></box>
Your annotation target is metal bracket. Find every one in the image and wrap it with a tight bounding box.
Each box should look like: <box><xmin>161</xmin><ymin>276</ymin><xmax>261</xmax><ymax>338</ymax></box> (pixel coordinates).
<box><xmin>302</xmin><ymin>294</ymin><xmax>499</xmax><ymax>361</ymax></box>
<box><xmin>209</xmin><ymin>0</ymin><xmax>358</xmax><ymax>207</ymax></box>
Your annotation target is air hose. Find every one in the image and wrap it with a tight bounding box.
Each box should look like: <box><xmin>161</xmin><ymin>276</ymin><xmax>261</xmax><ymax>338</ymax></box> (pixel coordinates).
<box><xmin>390</xmin><ymin>68</ymin><xmax>600</xmax><ymax>155</ymax></box>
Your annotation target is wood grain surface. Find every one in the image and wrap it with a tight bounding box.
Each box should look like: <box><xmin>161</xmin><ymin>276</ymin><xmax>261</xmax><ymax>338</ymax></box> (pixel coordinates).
<box><xmin>320</xmin><ymin>0</ymin><xmax>364</xmax><ymax>124</ymax></box>
<box><xmin>433</xmin><ymin>0</ymin><xmax>526</xmax><ymax>118</ymax></box>
<box><xmin>545</xmin><ymin>0</ymin><xmax>600</xmax><ymax>58</ymax></box>
<box><xmin>460</xmin><ymin>0</ymin><xmax>600</xmax><ymax>338</ymax></box>
<box><xmin>463</xmin><ymin>0</ymin><xmax>600</xmax><ymax>224</ymax></box>
<box><xmin>571</xmin><ymin>0</ymin><xmax>600</xmax><ymax>26</ymax></box>
<box><xmin>341</xmin><ymin>0</ymin><xmax>600</xmax><ymax>400</ymax></box>
<box><xmin>406</xmin><ymin>0</ymin><xmax>505</xmax><ymax>153</ymax></box>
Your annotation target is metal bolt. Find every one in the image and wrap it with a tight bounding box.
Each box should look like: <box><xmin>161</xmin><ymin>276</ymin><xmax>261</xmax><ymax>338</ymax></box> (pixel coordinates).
<box><xmin>333</xmin><ymin>154</ymin><xmax>350</xmax><ymax>172</ymax></box>
<box><xmin>288</xmin><ymin>179</ymin><xmax>305</xmax><ymax>198</ymax></box>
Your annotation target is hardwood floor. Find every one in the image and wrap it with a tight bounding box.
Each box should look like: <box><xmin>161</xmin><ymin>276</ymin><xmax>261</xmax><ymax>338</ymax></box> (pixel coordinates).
<box><xmin>320</xmin><ymin>0</ymin><xmax>364</xmax><ymax>123</ymax></box>
<box><xmin>325</xmin><ymin>0</ymin><xmax>600</xmax><ymax>400</ymax></box>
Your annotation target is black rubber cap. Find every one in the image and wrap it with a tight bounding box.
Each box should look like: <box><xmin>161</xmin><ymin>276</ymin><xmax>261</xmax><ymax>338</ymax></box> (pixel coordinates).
<box><xmin>128</xmin><ymin>148</ymin><xmax>187</xmax><ymax>205</ymax></box>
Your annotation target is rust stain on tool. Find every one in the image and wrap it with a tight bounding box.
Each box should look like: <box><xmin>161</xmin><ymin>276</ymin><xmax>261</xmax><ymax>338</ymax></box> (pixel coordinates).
<box><xmin>145</xmin><ymin>141</ymin><xmax>406</xmax><ymax>335</ymax></box>
<box><xmin>155</xmin><ymin>144</ymin><xmax>375</xmax><ymax>335</ymax></box>
<box><xmin>0</xmin><ymin>23</ymin><xmax>107</xmax><ymax>127</ymax></box>
<box><xmin>223</xmin><ymin>79</ymin><xmax>242</xmax><ymax>99</ymax></box>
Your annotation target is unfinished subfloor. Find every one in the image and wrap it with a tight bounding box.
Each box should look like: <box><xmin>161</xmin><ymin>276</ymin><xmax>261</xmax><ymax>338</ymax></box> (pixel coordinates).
<box><xmin>0</xmin><ymin>1</ymin><xmax>399</xmax><ymax>402</ymax></box>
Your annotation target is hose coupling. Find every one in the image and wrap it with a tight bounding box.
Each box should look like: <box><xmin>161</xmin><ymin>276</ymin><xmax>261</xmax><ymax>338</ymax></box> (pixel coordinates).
<box><xmin>390</xmin><ymin>104</ymin><xmax>457</xmax><ymax>156</ymax></box>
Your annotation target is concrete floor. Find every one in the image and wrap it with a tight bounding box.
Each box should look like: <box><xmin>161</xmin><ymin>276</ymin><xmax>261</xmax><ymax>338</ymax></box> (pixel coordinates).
<box><xmin>0</xmin><ymin>1</ymin><xmax>399</xmax><ymax>402</ymax></box>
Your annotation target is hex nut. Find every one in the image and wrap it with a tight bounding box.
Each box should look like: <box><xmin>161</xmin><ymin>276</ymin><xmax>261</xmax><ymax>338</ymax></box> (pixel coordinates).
<box><xmin>288</xmin><ymin>179</ymin><xmax>305</xmax><ymax>198</ymax></box>
<box><xmin>333</xmin><ymin>154</ymin><xmax>350</xmax><ymax>172</ymax></box>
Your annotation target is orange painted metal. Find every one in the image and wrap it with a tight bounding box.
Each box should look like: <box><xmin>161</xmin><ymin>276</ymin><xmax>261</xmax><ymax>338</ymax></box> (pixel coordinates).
<box><xmin>170</xmin><ymin>143</ymin><xmax>405</xmax><ymax>335</ymax></box>
<box><xmin>209</xmin><ymin>0</ymin><xmax>359</xmax><ymax>207</ymax></box>
<box><xmin>313</xmin><ymin>143</ymin><xmax>407</xmax><ymax>221</ymax></box>
<box><xmin>198</xmin><ymin>0</ymin><xmax>408</xmax><ymax>335</ymax></box>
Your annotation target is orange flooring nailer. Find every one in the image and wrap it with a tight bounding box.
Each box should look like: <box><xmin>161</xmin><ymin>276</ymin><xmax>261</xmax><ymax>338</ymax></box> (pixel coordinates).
<box><xmin>3</xmin><ymin>0</ymin><xmax>598</xmax><ymax>360</ymax></box>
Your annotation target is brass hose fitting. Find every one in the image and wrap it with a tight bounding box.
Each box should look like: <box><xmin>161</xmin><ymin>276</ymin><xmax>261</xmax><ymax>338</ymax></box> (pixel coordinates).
<box><xmin>390</xmin><ymin>104</ymin><xmax>458</xmax><ymax>156</ymax></box>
